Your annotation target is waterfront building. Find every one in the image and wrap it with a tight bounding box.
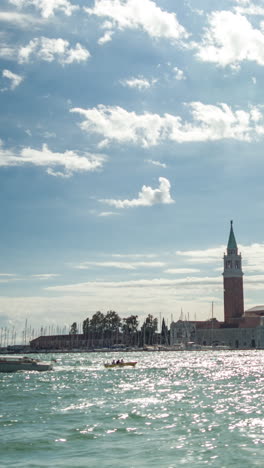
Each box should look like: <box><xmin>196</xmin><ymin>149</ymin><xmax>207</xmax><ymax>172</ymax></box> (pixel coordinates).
<box><xmin>170</xmin><ymin>221</ymin><xmax>264</xmax><ymax>349</ymax></box>
<box><xmin>30</xmin><ymin>333</ymin><xmax>124</xmax><ymax>351</ymax></box>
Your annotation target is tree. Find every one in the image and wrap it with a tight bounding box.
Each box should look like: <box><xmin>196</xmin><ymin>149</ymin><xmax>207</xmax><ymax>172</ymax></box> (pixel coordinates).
<box><xmin>104</xmin><ymin>310</ymin><xmax>121</xmax><ymax>333</ymax></box>
<box><xmin>69</xmin><ymin>322</ymin><xmax>77</xmax><ymax>335</ymax></box>
<box><xmin>82</xmin><ymin>318</ymin><xmax>90</xmax><ymax>335</ymax></box>
<box><xmin>103</xmin><ymin>310</ymin><xmax>121</xmax><ymax>346</ymax></box>
<box><xmin>161</xmin><ymin>317</ymin><xmax>169</xmax><ymax>345</ymax></box>
<box><xmin>141</xmin><ymin>314</ymin><xmax>158</xmax><ymax>345</ymax></box>
<box><xmin>122</xmin><ymin>315</ymin><xmax>139</xmax><ymax>345</ymax></box>
<box><xmin>90</xmin><ymin>311</ymin><xmax>105</xmax><ymax>338</ymax></box>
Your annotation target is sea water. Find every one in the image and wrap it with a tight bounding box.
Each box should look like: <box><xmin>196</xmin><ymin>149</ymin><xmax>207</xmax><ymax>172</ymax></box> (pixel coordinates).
<box><xmin>1</xmin><ymin>350</ymin><xmax>264</xmax><ymax>468</ymax></box>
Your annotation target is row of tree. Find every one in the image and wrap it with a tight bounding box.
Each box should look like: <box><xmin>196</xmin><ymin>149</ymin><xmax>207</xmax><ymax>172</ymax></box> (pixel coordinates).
<box><xmin>69</xmin><ymin>311</ymin><xmax>168</xmax><ymax>347</ymax></box>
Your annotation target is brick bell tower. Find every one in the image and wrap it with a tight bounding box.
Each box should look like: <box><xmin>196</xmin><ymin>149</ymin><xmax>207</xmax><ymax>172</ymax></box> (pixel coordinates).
<box><xmin>223</xmin><ymin>221</ymin><xmax>244</xmax><ymax>325</ymax></box>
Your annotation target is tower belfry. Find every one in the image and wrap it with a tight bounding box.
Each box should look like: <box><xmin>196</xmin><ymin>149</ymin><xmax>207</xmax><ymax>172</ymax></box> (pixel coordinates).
<box><xmin>223</xmin><ymin>221</ymin><xmax>244</xmax><ymax>324</ymax></box>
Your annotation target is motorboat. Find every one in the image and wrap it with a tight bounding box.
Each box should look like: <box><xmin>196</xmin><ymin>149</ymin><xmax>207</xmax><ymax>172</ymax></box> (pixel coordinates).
<box><xmin>0</xmin><ymin>356</ymin><xmax>53</xmax><ymax>372</ymax></box>
<box><xmin>104</xmin><ymin>361</ymin><xmax>137</xmax><ymax>368</ymax></box>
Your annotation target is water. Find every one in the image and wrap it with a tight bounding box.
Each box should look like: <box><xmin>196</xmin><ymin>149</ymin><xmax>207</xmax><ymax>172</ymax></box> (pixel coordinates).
<box><xmin>1</xmin><ymin>351</ymin><xmax>264</xmax><ymax>467</ymax></box>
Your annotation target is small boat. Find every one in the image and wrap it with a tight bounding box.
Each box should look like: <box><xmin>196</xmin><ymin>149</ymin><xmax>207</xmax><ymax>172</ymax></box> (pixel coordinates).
<box><xmin>0</xmin><ymin>356</ymin><xmax>53</xmax><ymax>372</ymax></box>
<box><xmin>104</xmin><ymin>361</ymin><xmax>137</xmax><ymax>368</ymax></box>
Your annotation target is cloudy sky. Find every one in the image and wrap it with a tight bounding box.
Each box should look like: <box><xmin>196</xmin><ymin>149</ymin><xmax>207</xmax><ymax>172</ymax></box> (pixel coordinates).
<box><xmin>1</xmin><ymin>0</ymin><xmax>264</xmax><ymax>338</ymax></box>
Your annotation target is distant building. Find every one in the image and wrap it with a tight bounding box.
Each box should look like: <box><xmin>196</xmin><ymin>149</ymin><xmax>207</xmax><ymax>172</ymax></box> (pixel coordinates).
<box><xmin>169</xmin><ymin>320</ymin><xmax>196</xmax><ymax>345</ymax></box>
<box><xmin>244</xmin><ymin>306</ymin><xmax>264</xmax><ymax>319</ymax></box>
<box><xmin>170</xmin><ymin>221</ymin><xmax>264</xmax><ymax>349</ymax></box>
<box><xmin>30</xmin><ymin>334</ymin><xmax>123</xmax><ymax>351</ymax></box>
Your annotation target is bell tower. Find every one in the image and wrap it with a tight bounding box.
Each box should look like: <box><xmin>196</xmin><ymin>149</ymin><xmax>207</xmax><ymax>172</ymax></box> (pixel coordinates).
<box><xmin>223</xmin><ymin>221</ymin><xmax>244</xmax><ymax>325</ymax></box>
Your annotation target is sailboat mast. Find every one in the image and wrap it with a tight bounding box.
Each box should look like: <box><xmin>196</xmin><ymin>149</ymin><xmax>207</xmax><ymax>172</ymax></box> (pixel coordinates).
<box><xmin>211</xmin><ymin>302</ymin><xmax>213</xmax><ymax>345</ymax></box>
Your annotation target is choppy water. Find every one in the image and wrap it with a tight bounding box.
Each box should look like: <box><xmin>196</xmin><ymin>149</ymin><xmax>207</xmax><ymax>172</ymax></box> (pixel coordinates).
<box><xmin>1</xmin><ymin>351</ymin><xmax>264</xmax><ymax>467</ymax></box>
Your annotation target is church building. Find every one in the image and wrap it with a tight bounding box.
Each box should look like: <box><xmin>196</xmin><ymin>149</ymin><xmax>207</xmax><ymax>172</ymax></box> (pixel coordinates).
<box><xmin>170</xmin><ymin>221</ymin><xmax>264</xmax><ymax>349</ymax></box>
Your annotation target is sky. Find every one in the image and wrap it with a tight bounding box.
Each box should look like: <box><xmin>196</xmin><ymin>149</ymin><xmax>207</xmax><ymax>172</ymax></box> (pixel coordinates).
<box><xmin>1</xmin><ymin>0</ymin><xmax>264</xmax><ymax>339</ymax></box>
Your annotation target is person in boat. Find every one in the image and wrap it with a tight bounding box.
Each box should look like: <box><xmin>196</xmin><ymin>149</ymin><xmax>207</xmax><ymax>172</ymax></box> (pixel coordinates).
<box><xmin>112</xmin><ymin>359</ymin><xmax>116</xmax><ymax>365</ymax></box>
<box><xmin>116</xmin><ymin>359</ymin><xmax>120</xmax><ymax>364</ymax></box>
<box><xmin>120</xmin><ymin>359</ymin><xmax>124</xmax><ymax>363</ymax></box>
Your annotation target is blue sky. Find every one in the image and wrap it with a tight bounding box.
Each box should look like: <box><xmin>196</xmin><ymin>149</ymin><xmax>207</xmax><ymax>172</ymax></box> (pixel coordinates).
<box><xmin>1</xmin><ymin>0</ymin><xmax>264</xmax><ymax>339</ymax></box>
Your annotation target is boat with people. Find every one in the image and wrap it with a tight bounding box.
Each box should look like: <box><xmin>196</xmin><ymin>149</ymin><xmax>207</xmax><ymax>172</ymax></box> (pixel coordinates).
<box><xmin>0</xmin><ymin>356</ymin><xmax>53</xmax><ymax>372</ymax></box>
<box><xmin>104</xmin><ymin>359</ymin><xmax>137</xmax><ymax>368</ymax></box>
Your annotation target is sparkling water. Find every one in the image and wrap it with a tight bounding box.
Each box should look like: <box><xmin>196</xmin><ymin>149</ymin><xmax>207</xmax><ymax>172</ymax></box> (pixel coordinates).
<box><xmin>1</xmin><ymin>351</ymin><xmax>264</xmax><ymax>467</ymax></box>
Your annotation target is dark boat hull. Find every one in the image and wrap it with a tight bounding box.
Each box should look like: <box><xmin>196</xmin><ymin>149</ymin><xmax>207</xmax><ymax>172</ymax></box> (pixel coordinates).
<box><xmin>0</xmin><ymin>359</ymin><xmax>52</xmax><ymax>372</ymax></box>
<box><xmin>104</xmin><ymin>362</ymin><xmax>137</xmax><ymax>368</ymax></box>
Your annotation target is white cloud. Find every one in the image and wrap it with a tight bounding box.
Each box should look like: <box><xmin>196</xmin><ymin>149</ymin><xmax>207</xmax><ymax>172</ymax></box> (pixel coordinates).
<box><xmin>100</xmin><ymin>177</ymin><xmax>174</xmax><ymax>208</ymax></box>
<box><xmin>0</xmin><ymin>44</ymin><xmax>17</xmax><ymax>60</ymax></box>
<box><xmin>0</xmin><ymin>273</ymin><xmax>16</xmax><ymax>277</ymax></box>
<box><xmin>112</xmin><ymin>253</ymin><xmax>157</xmax><ymax>259</ymax></box>
<box><xmin>0</xmin><ymin>279</ymin><xmax>18</xmax><ymax>284</ymax></box>
<box><xmin>85</xmin><ymin>0</ymin><xmax>188</xmax><ymax>41</ymax></box>
<box><xmin>47</xmin><ymin>276</ymin><xmax>221</xmax><ymax>291</ymax></box>
<box><xmin>234</xmin><ymin>1</ymin><xmax>264</xmax><ymax>16</ymax></box>
<box><xmin>146</xmin><ymin>159</ymin><xmax>167</xmax><ymax>168</ymax></box>
<box><xmin>43</xmin><ymin>276</ymin><xmax>223</xmax><ymax>324</ymax></box>
<box><xmin>19</xmin><ymin>37</ymin><xmax>90</xmax><ymax>64</ymax></box>
<box><xmin>0</xmin><ymin>274</ymin><xmax>18</xmax><ymax>284</ymax></box>
<box><xmin>98</xmin><ymin>30</ymin><xmax>113</xmax><ymax>45</ymax></box>
<box><xmin>0</xmin><ymin>142</ymin><xmax>105</xmax><ymax>177</ymax></box>
<box><xmin>42</xmin><ymin>131</ymin><xmax>56</xmax><ymax>138</ymax></box>
<box><xmin>75</xmin><ymin>261</ymin><xmax>166</xmax><ymax>270</ymax></box>
<box><xmin>120</xmin><ymin>76</ymin><xmax>156</xmax><ymax>90</ymax></box>
<box><xmin>71</xmin><ymin>105</ymin><xmax>166</xmax><ymax>147</ymax></box>
<box><xmin>46</xmin><ymin>168</ymin><xmax>69</xmax><ymax>177</ymax></box>
<box><xmin>244</xmin><ymin>274</ymin><xmax>264</xmax><ymax>284</ymax></box>
<box><xmin>242</xmin><ymin>243</ymin><xmax>264</xmax><ymax>273</ymax></box>
<box><xmin>165</xmin><ymin>268</ymin><xmax>201</xmax><ymax>274</ymax></box>
<box><xmin>98</xmin><ymin>211</ymin><xmax>120</xmax><ymax>216</ymax></box>
<box><xmin>32</xmin><ymin>273</ymin><xmax>60</xmax><ymax>279</ymax></box>
<box><xmin>176</xmin><ymin>246</ymin><xmax>226</xmax><ymax>264</ymax></box>
<box><xmin>71</xmin><ymin>102</ymin><xmax>264</xmax><ymax>147</ymax></box>
<box><xmin>196</xmin><ymin>10</ymin><xmax>264</xmax><ymax>68</ymax></box>
<box><xmin>0</xmin><ymin>10</ymin><xmax>43</xmax><ymax>27</ymax></box>
<box><xmin>244</xmin><ymin>265</ymin><xmax>264</xmax><ymax>273</ymax></box>
<box><xmin>9</xmin><ymin>0</ymin><xmax>79</xmax><ymax>18</ymax></box>
<box><xmin>2</xmin><ymin>69</ymin><xmax>23</xmax><ymax>90</ymax></box>
<box><xmin>173</xmin><ymin>66</ymin><xmax>186</xmax><ymax>80</ymax></box>
<box><xmin>176</xmin><ymin>242</ymin><xmax>264</xmax><ymax>276</ymax></box>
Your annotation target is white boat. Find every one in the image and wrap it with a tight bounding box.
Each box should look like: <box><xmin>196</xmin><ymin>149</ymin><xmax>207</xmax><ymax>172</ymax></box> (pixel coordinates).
<box><xmin>0</xmin><ymin>356</ymin><xmax>53</xmax><ymax>372</ymax></box>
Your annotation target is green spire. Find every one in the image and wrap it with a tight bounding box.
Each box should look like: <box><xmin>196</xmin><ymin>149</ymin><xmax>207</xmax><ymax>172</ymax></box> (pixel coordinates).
<box><xmin>227</xmin><ymin>220</ymin><xmax>237</xmax><ymax>250</ymax></box>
